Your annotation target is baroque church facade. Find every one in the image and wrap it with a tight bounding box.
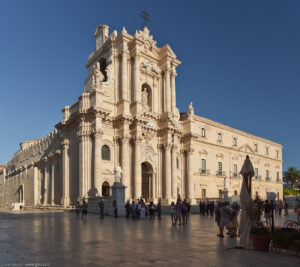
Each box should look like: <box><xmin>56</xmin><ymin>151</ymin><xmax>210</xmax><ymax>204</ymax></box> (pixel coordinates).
<box><xmin>0</xmin><ymin>25</ymin><xmax>283</xmax><ymax>208</ymax></box>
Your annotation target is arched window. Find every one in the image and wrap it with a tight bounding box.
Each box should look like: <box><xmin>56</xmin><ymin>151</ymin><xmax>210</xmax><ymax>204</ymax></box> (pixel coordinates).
<box><xmin>102</xmin><ymin>181</ymin><xmax>110</xmax><ymax>196</ymax></box>
<box><xmin>99</xmin><ymin>58</ymin><xmax>107</xmax><ymax>81</ymax></box>
<box><xmin>101</xmin><ymin>145</ymin><xmax>110</xmax><ymax>161</ymax></box>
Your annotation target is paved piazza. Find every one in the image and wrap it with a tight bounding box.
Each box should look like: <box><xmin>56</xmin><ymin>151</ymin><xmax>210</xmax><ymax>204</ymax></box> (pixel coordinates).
<box><xmin>0</xmin><ymin>210</ymin><xmax>299</xmax><ymax>267</ymax></box>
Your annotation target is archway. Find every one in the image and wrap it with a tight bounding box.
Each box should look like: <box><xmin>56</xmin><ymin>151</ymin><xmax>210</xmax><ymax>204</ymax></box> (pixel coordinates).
<box><xmin>141</xmin><ymin>162</ymin><xmax>153</xmax><ymax>201</ymax></box>
<box><xmin>102</xmin><ymin>181</ymin><xmax>110</xmax><ymax>197</ymax></box>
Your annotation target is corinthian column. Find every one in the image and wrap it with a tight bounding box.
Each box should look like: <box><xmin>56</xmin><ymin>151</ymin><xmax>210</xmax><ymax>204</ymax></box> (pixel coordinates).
<box><xmin>134</xmin><ymin>137</ymin><xmax>142</xmax><ymax>199</ymax></box>
<box><xmin>171</xmin><ymin>71</ymin><xmax>177</xmax><ymax>112</ymax></box>
<box><xmin>134</xmin><ymin>50</ymin><xmax>141</xmax><ymax>102</ymax></box>
<box><xmin>61</xmin><ymin>139</ymin><xmax>70</xmax><ymax>207</ymax></box>
<box><xmin>165</xmin><ymin>67</ymin><xmax>171</xmax><ymax>112</ymax></box>
<box><xmin>93</xmin><ymin>129</ymin><xmax>103</xmax><ymax>195</ymax></box>
<box><xmin>121</xmin><ymin>135</ymin><xmax>130</xmax><ymax>199</ymax></box>
<box><xmin>164</xmin><ymin>143</ymin><xmax>172</xmax><ymax>200</ymax></box>
<box><xmin>121</xmin><ymin>42</ymin><xmax>128</xmax><ymax>100</ymax></box>
<box><xmin>187</xmin><ymin>148</ymin><xmax>195</xmax><ymax>202</ymax></box>
<box><xmin>171</xmin><ymin>145</ymin><xmax>177</xmax><ymax>198</ymax></box>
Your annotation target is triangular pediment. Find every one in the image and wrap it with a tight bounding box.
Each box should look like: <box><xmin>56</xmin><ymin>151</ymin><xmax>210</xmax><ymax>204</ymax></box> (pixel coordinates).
<box><xmin>160</xmin><ymin>44</ymin><xmax>177</xmax><ymax>59</ymax></box>
<box><xmin>239</xmin><ymin>144</ymin><xmax>254</xmax><ymax>153</ymax></box>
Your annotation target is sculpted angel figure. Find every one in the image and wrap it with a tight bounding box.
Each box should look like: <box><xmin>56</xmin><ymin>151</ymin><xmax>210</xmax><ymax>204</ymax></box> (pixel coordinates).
<box><xmin>188</xmin><ymin>102</ymin><xmax>194</xmax><ymax>117</ymax></box>
<box><xmin>113</xmin><ymin>163</ymin><xmax>123</xmax><ymax>183</ymax></box>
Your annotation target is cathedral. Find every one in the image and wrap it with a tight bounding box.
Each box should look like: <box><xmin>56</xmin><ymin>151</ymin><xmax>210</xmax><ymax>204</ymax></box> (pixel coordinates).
<box><xmin>0</xmin><ymin>25</ymin><xmax>283</xmax><ymax>208</ymax></box>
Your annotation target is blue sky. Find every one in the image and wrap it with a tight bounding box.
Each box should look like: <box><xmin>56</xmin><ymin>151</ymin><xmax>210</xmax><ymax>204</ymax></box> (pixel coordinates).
<box><xmin>0</xmin><ymin>0</ymin><xmax>299</xmax><ymax>170</ymax></box>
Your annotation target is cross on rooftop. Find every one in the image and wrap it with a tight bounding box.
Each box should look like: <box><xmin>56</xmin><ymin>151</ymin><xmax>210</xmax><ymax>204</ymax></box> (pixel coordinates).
<box><xmin>141</xmin><ymin>9</ymin><xmax>150</xmax><ymax>28</ymax></box>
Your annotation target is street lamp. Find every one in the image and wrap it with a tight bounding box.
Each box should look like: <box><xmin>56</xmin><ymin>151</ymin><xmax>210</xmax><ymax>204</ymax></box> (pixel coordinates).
<box><xmin>267</xmin><ymin>192</ymin><xmax>277</xmax><ymax>233</ymax></box>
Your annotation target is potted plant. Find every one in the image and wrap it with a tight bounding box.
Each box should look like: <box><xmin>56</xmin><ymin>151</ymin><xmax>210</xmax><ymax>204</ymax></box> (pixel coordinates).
<box><xmin>249</xmin><ymin>197</ymin><xmax>271</xmax><ymax>252</ymax></box>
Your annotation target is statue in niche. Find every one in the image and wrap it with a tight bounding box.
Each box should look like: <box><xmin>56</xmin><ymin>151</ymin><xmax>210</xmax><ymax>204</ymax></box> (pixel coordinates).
<box><xmin>113</xmin><ymin>163</ymin><xmax>123</xmax><ymax>183</ymax></box>
<box><xmin>93</xmin><ymin>62</ymin><xmax>104</xmax><ymax>89</ymax></box>
<box><xmin>188</xmin><ymin>102</ymin><xmax>194</xmax><ymax>117</ymax></box>
<box><xmin>142</xmin><ymin>88</ymin><xmax>149</xmax><ymax>108</ymax></box>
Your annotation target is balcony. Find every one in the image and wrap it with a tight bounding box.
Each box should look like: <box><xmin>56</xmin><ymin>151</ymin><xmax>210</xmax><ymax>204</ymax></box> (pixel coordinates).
<box><xmin>216</xmin><ymin>171</ymin><xmax>226</xmax><ymax>176</ymax></box>
<box><xmin>254</xmin><ymin>175</ymin><xmax>262</xmax><ymax>180</ymax></box>
<box><xmin>199</xmin><ymin>169</ymin><xmax>210</xmax><ymax>175</ymax></box>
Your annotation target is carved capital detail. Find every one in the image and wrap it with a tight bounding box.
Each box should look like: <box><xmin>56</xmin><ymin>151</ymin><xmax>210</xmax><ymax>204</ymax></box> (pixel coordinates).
<box><xmin>61</xmin><ymin>139</ymin><xmax>69</xmax><ymax>148</ymax></box>
<box><xmin>92</xmin><ymin>129</ymin><xmax>104</xmax><ymax>139</ymax></box>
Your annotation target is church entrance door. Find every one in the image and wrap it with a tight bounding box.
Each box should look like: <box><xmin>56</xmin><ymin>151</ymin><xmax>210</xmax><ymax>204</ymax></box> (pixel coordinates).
<box><xmin>141</xmin><ymin>162</ymin><xmax>153</xmax><ymax>202</ymax></box>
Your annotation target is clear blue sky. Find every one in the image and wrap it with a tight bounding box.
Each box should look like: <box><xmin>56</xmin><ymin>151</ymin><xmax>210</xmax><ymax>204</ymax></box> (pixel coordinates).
<box><xmin>0</xmin><ymin>0</ymin><xmax>299</xmax><ymax>171</ymax></box>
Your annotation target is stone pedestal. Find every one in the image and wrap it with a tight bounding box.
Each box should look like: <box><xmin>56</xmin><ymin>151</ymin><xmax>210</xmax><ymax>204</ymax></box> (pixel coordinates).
<box><xmin>111</xmin><ymin>182</ymin><xmax>126</xmax><ymax>216</ymax></box>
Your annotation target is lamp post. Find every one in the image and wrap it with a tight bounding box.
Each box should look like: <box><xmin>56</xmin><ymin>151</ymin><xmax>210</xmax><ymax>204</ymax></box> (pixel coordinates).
<box><xmin>267</xmin><ymin>192</ymin><xmax>277</xmax><ymax>233</ymax></box>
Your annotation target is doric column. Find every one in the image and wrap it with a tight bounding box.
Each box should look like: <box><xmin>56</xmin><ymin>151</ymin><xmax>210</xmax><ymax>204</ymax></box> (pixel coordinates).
<box><xmin>164</xmin><ymin>143</ymin><xmax>172</xmax><ymax>199</ymax></box>
<box><xmin>121</xmin><ymin>135</ymin><xmax>130</xmax><ymax>199</ymax></box>
<box><xmin>61</xmin><ymin>139</ymin><xmax>70</xmax><ymax>207</ymax></box>
<box><xmin>171</xmin><ymin>71</ymin><xmax>177</xmax><ymax>112</ymax></box>
<box><xmin>134</xmin><ymin>50</ymin><xmax>141</xmax><ymax>102</ymax></box>
<box><xmin>44</xmin><ymin>163</ymin><xmax>49</xmax><ymax>205</ymax></box>
<box><xmin>121</xmin><ymin>42</ymin><xmax>128</xmax><ymax>100</ymax></box>
<box><xmin>171</xmin><ymin>145</ymin><xmax>177</xmax><ymax>198</ymax></box>
<box><xmin>134</xmin><ymin>136</ymin><xmax>142</xmax><ymax>199</ymax></box>
<box><xmin>93</xmin><ymin>129</ymin><xmax>103</xmax><ymax>195</ymax></box>
<box><xmin>51</xmin><ymin>162</ymin><xmax>55</xmax><ymax>205</ymax></box>
<box><xmin>187</xmin><ymin>148</ymin><xmax>195</xmax><ymax>201</ymax></box>
<box><xmin>165</xmin><ymin>67</ymin><xmax>171</xmax><ymax>112</ymax></box>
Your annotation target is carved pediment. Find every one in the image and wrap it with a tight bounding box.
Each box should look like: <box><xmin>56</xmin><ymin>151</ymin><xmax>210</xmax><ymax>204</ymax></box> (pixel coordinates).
<box><xmin>102</xmin><ymin>168</ymin><xmax>113</xmax><ymax>175</ymax></box>
<box><xmin>239</xmin><ymin>144</ymin><xmax>254</xmax><ymax>153</ymax></box>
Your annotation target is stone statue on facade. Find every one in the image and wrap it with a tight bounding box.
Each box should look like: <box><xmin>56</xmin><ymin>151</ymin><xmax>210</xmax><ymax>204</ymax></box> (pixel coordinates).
<box><xmin>93</xmin><ymin>62</ymin><xmax>104</xmax><ymax>89</ymax></box>
<box><xmin>113</xmin><ymin>163</ymin><xmax>123</xmax><ymax>183</ymax></box>
<box><xmin>188</xmin><ymin>102</ymin><xmax>194</xmax><ymax>117</ymax></box>
<box><xmin>105</xmin><ymin>63</ymin><xmax>114</xmax><ymax>83</ymax></box>
<box><xmin>142</xmin><ymin>89</ymin><xmax>149</xmax><ymax>109</ymax></box>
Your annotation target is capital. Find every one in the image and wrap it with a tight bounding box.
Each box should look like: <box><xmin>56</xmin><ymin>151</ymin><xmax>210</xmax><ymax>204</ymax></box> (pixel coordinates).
<box><xmin>61</xmin><ymin>139</ymin><xmax>69</xmax><ymax>148</ymax></box>
<box><xmin>92</xmin><ymin>129</ymin><xmax>103</xmax><ymax>139</ymax></box>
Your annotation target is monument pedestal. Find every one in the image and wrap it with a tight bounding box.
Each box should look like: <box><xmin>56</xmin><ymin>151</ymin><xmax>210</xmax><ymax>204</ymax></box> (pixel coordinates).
<box><xmin>111</xmin><ymin>182</ymin><xmax>126</xmax><ymax>216</ymax></box>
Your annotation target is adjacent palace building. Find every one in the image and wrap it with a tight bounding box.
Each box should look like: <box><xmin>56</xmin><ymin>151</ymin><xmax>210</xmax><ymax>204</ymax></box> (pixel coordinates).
<box><xmin>0</xmin><ymin>25</ymin><xmax>283</xmax><ymax>208</ymax></box>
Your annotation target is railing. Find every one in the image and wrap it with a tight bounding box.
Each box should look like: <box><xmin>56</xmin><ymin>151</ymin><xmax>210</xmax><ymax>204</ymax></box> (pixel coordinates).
<box><xmin>199</xmin><ymin>169</ymin><xmax>210</xmax><ymax>175</ymax></box>
<box><xmin>216</xmin><ymin>171</ymin><xmax>226</xmax><ymax>176</ymax></box>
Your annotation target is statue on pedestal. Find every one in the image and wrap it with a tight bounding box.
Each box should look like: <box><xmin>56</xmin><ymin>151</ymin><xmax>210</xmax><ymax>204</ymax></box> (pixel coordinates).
<box><xmin>188</xmin><ymin>102</ymin><xmax>194</xmax><ymax>117</ymax></box>
<box><xmin>113</xmin><ymin>163</ymin><xmax>123</xmax><ymax>183</ymax></box>
<box><xmin>142</xmin><ymin>89</ymin><xmax>148</xmax><ymax>108</ymax></box>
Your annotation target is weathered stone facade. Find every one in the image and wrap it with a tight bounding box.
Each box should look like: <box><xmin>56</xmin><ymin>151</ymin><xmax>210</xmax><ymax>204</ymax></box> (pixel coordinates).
<box><xmin>0</xmin><ymin>25</ymin><xmax>283</xmax><ymax>208</ymax></box>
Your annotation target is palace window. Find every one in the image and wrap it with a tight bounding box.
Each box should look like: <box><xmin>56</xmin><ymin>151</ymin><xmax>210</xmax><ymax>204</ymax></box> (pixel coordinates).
<box><xmin>218</xmin><ymin>162</ymin><xmax>222</xmax><ymax>175</ymax></box>
<box><xmin>201</xmin><ymin>159</ymin><xmax>206</xmax><ymax>174</ymax></box>
<box><xmin>266</xmin><ymin>170</ymin><xmax>270</xmax><ymax>180</ymax></box>
<box><xmin>202</xmin><ymin>189</ymin><xmax>206</xmax><ymax>198</ymax></box>
<box><xmin>201</xmin><ymin>128</ymin><xmax>206</xmax><ymax>137</ymax></box>
<box><xmin>218</xmin><ymin>133</ymin><xmax>222</xmax><ymax>142</ymax></box>
<box><xmin>276</xmin><ymin>171</ymin><xmax>280</xmax><ymax>181</ymax></box>
<box><xmin>101</xmin><ymin>145</ymin><xmax>110</xmax><ymax>161</ymax></box>
<box><xmin>255</xmin><ymin>168</ymin><xmax>258</xmax><ymax>179</ymax></box>
<box><xmin>233</xmin><ymin>164</ymin><xmax>237</xmax><ymax>177</ymax></box>
<box><xmin>102</xmin><ymin>181</ymin><xmax>110</xmax><ymax>196</ymax></box>
<box><xmin>233</xmin><ymin>137</ymin><xmax>237</xmax><ymax>146</ymax></box>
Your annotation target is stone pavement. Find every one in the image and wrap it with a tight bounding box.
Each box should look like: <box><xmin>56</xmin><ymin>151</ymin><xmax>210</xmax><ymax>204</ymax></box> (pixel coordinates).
<box><xmin>0</xmin><ymin>209</ymin><xmax>298</xmax><ymax>267</ymax></box>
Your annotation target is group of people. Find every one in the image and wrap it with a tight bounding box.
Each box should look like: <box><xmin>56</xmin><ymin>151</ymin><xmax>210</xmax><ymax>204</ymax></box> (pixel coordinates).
<box><xmin>263</xmin><ymin>199</ymin><xmax>289</xmax><ymax>226</ymax></box>
<box><xmin>75</xmin><ymin>200</ymin><xmax>88</xmax><ymax>219</ymax></box>
<box><xmin>170</xmin><ymin>198</ymin><xmax>191</xmax><ymax>225</ymax></box>
<box><xmin>125</xmin><ymin>198</ymin><xmax>161</xmax><ymax>220</ymax></box>
<box><xmin>215</xmin><ymin>201</ymin><xmax>240</xmax><ymax>238</ymax></box>
<box><xmin>199</xmin><ymin>201</ymin><xmax>215</xmax><ymax>216</ymax></box>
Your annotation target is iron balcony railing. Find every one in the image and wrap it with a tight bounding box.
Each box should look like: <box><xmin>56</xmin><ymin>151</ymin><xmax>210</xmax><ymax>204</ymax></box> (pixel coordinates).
<box><xmin>216</xmin><ymin>171</ymin><xmax>226</xmax><ymax>176</ymax></box>
<box><xmin>199</xmin><ymin>169</ymin><xmax>210</xmax><ymax>175</ymax></box>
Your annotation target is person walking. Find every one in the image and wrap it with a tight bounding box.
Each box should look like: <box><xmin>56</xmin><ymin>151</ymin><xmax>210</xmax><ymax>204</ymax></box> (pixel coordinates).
<box><xmin>284</xmin><ymin>201</ymin><xmax>289</xmax><ymax>215</ymax></box>
<box><xmin>175</xmin><ymin>198</ymin><xmax>183</xmax><ymax>225</ymax></box>
<box><xmin>82</xmin><ymin>200</ymin><xmax>88</xmax><ymax>219</ymax></box>
<box><xmin>99</xmin><ymin>199</ymin><xmax>104</xmax><ymax>219</ymax></box>
<box><xmin>113</xmin><ymin>200</ymin><xmax>118</xmax><ymax>218</ymax></box>
<box><xmin>131</xmin><ymin>200</ymin><xmax>137</xmax><ymax>220</ymax></box>
<box><xmin>218</xmin><ymin>201</ymin><xmax>232</xmax><ymax>238</ymax></box>
<box><xmin>149</xmin><ymin>201</ymin><xmax>156</xmax><ymax>219</ymax></box>
<box><xmin>170</xmin><ymin>202</ymin><xmax>176</xmax><ymax>225</ymax></box>
<box><xmin>157</xmin><ymin>198</ymin><xmax>162</xmax><ymax>220</ymax></box>
<box><xmin>278</xmin><ymin>201</ymin><xmax>283</xmax><ymax>215</ymax></box>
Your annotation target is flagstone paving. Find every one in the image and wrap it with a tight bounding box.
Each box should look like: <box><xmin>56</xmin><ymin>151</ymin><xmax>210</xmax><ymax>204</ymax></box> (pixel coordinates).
<box><xmin>0</xmin><ymin>209</ymin><xmax>298</xmax><ymax>266</ymax></box>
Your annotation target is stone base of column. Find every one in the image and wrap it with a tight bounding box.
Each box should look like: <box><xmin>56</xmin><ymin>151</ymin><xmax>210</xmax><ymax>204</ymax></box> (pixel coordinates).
<box><xmin>61</xmin><ymin>197</ymin><xmax>70</xmax><ymax>207</ymax></box>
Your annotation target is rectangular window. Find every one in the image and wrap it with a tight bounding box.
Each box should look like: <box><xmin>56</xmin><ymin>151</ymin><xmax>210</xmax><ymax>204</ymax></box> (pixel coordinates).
<box><xmin>218</xmin><ymin>162</ymin><xmax>222</xmax><ymax>175</ymax></box>
<box><xmin>254</xmin><ymin>144</ymin><xmax>257</xmax><ymax>152</ymax></box>
<box><xmin>233</xmin><ymin>164</ymin><xmax>237</xmax><ymax>176</ymax></box>
<box><xmin>266</xmin><ymin>170</ymin><xmax>269</xmax><ymax>180</ymax></box>
<box><xmin>201</xmin><ymin>128</ymin><xmax>206</xmax><ymax>137</ymax></box>
<box><xmin>266</xmin><ymin>147</ymin><xmax>269</xmax><ymax>155</ymax></box>
<box><xmin>202</xmin><ymin>189</ymin><xmax>206</xmax><ymax>198</ymax></box>
<box><xmin>218</xmin><ymin>133</ymin><xmax>222</xmax><ymax>142</ymax></box>
<box><xmin>255</xmin><ymin>168</ymin><xmax>258</xmax><ymax>179</ymax></box>
<box><xmin>276</xmin><ymin>171</ymin><xmax>279</xmax><ymax>181</ymax></box>
<box><xmin>201</xmin><ymin>159</ymin><xmax>206</xmax><ymax>174</ymax></box>
<box><xmin>233</xmin><ymin>138</ymin><xmax>237</xmax><ymax>146</ymax></box>
<box><xmin>276</xmin><ymin>151</ymin><xmax>279</xmax><ymax>158</ymax></box>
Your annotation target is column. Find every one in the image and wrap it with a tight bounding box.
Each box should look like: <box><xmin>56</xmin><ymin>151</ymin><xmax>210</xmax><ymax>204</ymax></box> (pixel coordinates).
<box><xmin>164</xmin><ymin>143</ymin><xmax>172</xmax><ymax>199</ymax></box>
<box><xmin>171</xmin><ymin>73</ymin><xmax>176</xmax><ymax>112</ymax></box>
<box><xmin>171</xmin><ymin>145</ymin><xmax>177</xmax><ymax>198</ymax></box>
<box><xmin>33</xmin><ymin>166</ymin><xmax>39</xmax><ymax>206</ymax></box>
<box><xmin>61</xmin><ymin>139</ymin><xmax>70</xmax><ymax>207</ymax></box>
<box><xmin>93</xmin><ymin>130</ymin><xmax>103</xmax><ymax>195</ymax></box>
<box><xmin>44</xmin><ymin>164</ymin><xmax>49</xmax><ymax>205</ymax></box>
<box><xmin>78</xmin><ymin>133</ymin><xmax>86</xmax><ymax>198</ymax></box>
<box><xmin>51</xmin><ymin>163</ymin><xmax>55</xmax><ymax>205</ymax></box>
<box><xmin>187</xmin><ymin>149</ymin><xmax>195</xmax><ymax>201</ymax></box>
<box><xmin>134</xmin><ymin>137</ymin><xmax>142</xmax><ymax>199</ymax></box>
<box><xmin>134</xmin><ymin>50</ymin><xmax>141</xmax><ymax>102</ymax></box>
<box><xmin>121</xmin><ymin>42</ymin><xmax>128</xmax><ymax>100</ymax></box>
<box><xmin>121</xmin><ymin>136</ymin><xmax>130</xmax><ymax>199</ymax></box>
<box><xmin>165</xmin><ymin>68</ymin><xmax>171</xmax><ymax>112</ymax></box>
